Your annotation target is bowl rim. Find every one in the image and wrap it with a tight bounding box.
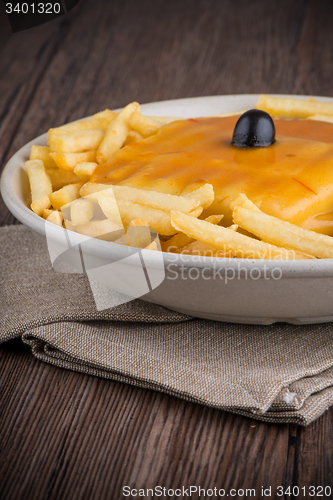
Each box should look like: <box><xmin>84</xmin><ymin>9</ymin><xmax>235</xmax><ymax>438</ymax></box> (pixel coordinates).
<box><xmin>2</xmin><ymin>93</ymin><xmax>333</xmax><ymax>278</ymax></box>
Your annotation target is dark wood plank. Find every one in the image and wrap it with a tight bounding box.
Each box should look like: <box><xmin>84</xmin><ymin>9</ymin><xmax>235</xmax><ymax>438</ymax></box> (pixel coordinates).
<box><xmin>2</xmin><ymin>339</ymin><xmax>333</xmax><ymax>499</ymax></box>
<box><xmin>2</xmin><ymin>0</ymin><xmax>333</xmax><ymax>497</ymax></box>
<box><xmin>0</xmin><ymin>339</ymin><xmax>290</xmax><ymax>499</ymax></box>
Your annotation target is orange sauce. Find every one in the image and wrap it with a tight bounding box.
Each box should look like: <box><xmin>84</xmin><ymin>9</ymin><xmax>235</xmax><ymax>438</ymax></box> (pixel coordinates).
<box><xmin>91</xmin><ymin>116</ymin><xmax>333</xmax><ymax>234</ymax></box>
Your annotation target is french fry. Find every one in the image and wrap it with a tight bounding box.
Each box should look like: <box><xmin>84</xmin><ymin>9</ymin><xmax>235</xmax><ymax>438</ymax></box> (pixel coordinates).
<box><xmin>30</xmin><ymin>197</ymin><xmax>51</xmax><ymax>217</ymax></box>
<box><xmin>43</xmin><ymin>208</ymin><xmax>54</xmax><ymax>219</ymax></box>
<box><xmin>64</xmin><ymin>220</ymin><xmax>76</xmax><ymax>232</ymax></box>
<box><xmin>112</xmin><ymin>185</ymin><xmax>200</xmax><ymax>213</ymax></box>
<box><xmin>74</xmin><ymin>162</ymin><xmax>97</xmax><ymax>181</ymax></box>
<box><xmin>128</xmin><ymin>111</ymin><xmax>161</xmax><ymax>138</ymax></box>
<box><xmin>182</xmin><ymin>184</ymin><xmax>214</xmax><ymax>209</ymax></box>
<box><xmin>145</xmin><ymin>241</ymin><xmax>158</xmax><ymax>251</ymax></box>
<box><xmin>49</xmin><ymin>183</ymin><xmax>83</xmax><ymax>210</ymax></box>
<box><xmin>123</xmin><ymin>130</ymin><xmax>144</xmax><ymax>146</ymax></box>
<box><xmin>257</xmin><ymin>95</ymin><xmax>333</xmax><ymax>118</ymax></box>
<box><xmin>230</xmin><ymin>193</ymin><xmax>261</xmax><ymax>212</ymax></box>
<box><xmin>205</xmin><ymin>215</ymin><xmax>224</xmax><ymax>225</ymax></box>
<box><xmin>162</xmin><ymin>214</ymin><xmax>223</xmax><ymax>252</ymax></box>
<box><xmin>97</xmin><ymin>102</ymin><xmax>140</xmax><ymax>164</ymax></box>
<box><xmin>233</xmin><ymin>205</ymin><xmax>333</xmax><ymax>259</ymax></box>
<box><xmin>96</xmin><ymin>191</ymin><xmax>123</xmax><ymax>227</ymax></box>
<box><xmin>48</xmin><ymin>129</ymin><xmax>104</xmax><ymax>153</ymax></box>
<box><xmin>127</xmin><ymin>219</ymin><xmax>152</xmax><ymax>248</ymax></box>
<box><xmin>170</xmin><ymin>210</ymin><xmax>311</xmax><ymax>259</ymax></box>
<box><xmin>114</xmin><ymin>201</ymin><xmax>175</xmax><ymax>236</ymax></box>
<box><xmin>43</xmin><ymin>209</ymin><xmax>63</xmax><ymax>226</ymax></box>
<box><xmin>47</xmin><ymin>169</ymin><xmax>81</xmax><ymax>191</ymax></box>
<box><xmin>58</xmin><ymin>110</ymin><xmax>116</xmax><ymax>132</ymax></box>
<box><xmin>146</xmin><ymin>116</ymin><xmax>179</xmax><ymax>125</ymax></box>
<box><xmin>25</xmin><ymin>160</ymin><xmax>53</xmax><ymax>216</ymax></box>
<box><xmin>74</xmin><ymin>219</ymin><xmax>123</xmax><ymax>240</ymax></box>
<box><xmin>188</xmin><ymin>207</ymin><xmax>203</xmax><ymax>218</ymax></box>
<box><xmin>116</xmin><ymin>199</ymin><xmax>177</xmax><ymax>236</ymax></box>
<box><xmin>69</xmin><ymin>198</ymin><xmax>94</xmax><ymax>226</ymax></box>
<box><xmin>80</xmin><ymin>183</ymin><xmax>200</xmax><ymax>213</ymax></box>
<box><xmin>113</xmin><ymin>234</ymin><xmax>129</xmax><ymax>246</ymax></box>
<box><xmin>80</xmin><ymin>182</ymin><xmax>111</xmax><ymax>197</ymax></box>
<box><xmin>30</xmin><ymin>145</ymin><xmax>57</xmax><ymax>169</ymax></box>
<box><xmin>50</xmin><ymin>151</ymin><xmax>97</xmax><ymax>171</ymax></box>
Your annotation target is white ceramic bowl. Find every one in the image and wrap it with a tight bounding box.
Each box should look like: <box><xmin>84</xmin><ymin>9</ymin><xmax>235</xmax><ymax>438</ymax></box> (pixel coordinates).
<box><xmin>2</xmin><ymin>95</ymin><xmax>333</xmax><ymax>324</ymax></box>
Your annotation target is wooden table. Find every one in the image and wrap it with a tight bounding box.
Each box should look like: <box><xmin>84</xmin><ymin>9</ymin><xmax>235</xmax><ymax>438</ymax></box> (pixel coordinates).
<box><xmin>1</xmin><ymin>0</ymin><xmax>333</xmax><ymax>498</ymax></box>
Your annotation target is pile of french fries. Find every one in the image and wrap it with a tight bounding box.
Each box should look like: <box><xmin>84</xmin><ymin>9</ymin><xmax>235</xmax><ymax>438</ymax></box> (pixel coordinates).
<box><xmin>24</xmin><ymin>96</ymin><xmax>333</xmax><ymax>259</ymax></box>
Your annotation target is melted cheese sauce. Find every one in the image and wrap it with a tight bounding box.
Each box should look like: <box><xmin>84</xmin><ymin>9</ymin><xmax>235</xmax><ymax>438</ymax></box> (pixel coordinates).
<box><xmin>91</xmin><ymin>116</ymin><xmax>333</xmax><ymax>234</ymax></box>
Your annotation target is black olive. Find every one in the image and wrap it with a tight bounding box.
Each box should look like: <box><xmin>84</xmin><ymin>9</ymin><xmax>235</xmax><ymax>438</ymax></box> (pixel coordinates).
<box><xmin>231</xmin><ymin>109</ymin><xmax>276</xmax><ymax>148</ymax></box>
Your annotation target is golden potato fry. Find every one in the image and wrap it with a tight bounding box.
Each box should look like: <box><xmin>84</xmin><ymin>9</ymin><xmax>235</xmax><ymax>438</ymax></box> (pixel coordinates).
<box><xmin>80</xmin><ymin>182</ymin><xmax>200</xmax><ymax>213</ymax></box>
<box><xmin>98</xmin><ymin>194</ymin><xmax>177</xmax><ymax>235</ymax></box>
<box><xmin>233</xmin><ymin>205</ymin><xmax>333</xmax><ymax>259</ymax></box>
<box><xmin>30</xmin><ymin>196</ymin><xmax>52</xmax><ymax>216</ymax></box>
<box><xmin>79</xmin><ymin>182</ymin><xmax>109</xmax><ymax>197</ymax></box>
<box><xmin>123</xmin><ymin>130</ymin><xmax>144</xmax><ymax>146</ymax></box>
<box><xmin>74</xmin><ymin>219</ymin><xmax>123</xmax><ymax>240</ymax></box>
<box><xmin>162</xmin><ymin>214</ymin><xmax>223</xmax><ymax>252</ymax></box>
<box><xmin>43</xmin><ymin>209</ymin><xmax>63</xmax><ymax>226</ymax></box>
<box><xmin>170</xmin><ymin>210</ymin><xmax>311</xmax><ymax>259</ymax></box>
<box><xmin>112</xmin><ymin>185</ymin><xmax>200</xmax><ymax>213</ymax></box>
<box><xmin>47</xmin><ymin>169</ymin><xmax>81</xmax><ymax>191</ymax></box>
<box><xmin>97</xmin><ymin>102</ymin><xmax>140</xmax><ymax>164</ymax></box>
<box><xmin>48</xmin><ymin>129</ymin><xmax>104</xmax><ymax>153</ymax></box>
<box><xmin>129</xmin><ymin>218</ymin><xmax>149</xmax><ymax>225</ymax></box>
<box><xmin>43</xmin><ymin>208</ymin><xmax>63</xmax><ymax>221</ymax></box>
<box><xmin>188</xmin><ymin>207</ymin><xmax>203</xmax><ymax>218</ymax></box>
<box><xmin>127</xmin><ymin>219</ymin><xmax>152</xmax><ymax>248</ymax></box>
<box><xmin>113</xmin><ymin>233</ymin><xmax>129</xmax><ymax>246</ymax></box>
<box><xmin>43</xmin><ymin>208</ymin><xmax>54</xmax><ymax>219</ymax></box>
<box><xmin>205</xmin><ymin>215</ymin><xmax>224</xmax><ymax>225</ymax></box>
<box><xmin>25</xmin><ymin>160</ymin><xmax>53</xmax><ymax>216</ymax></box>
<box><xmin>58</xmin><ymin>109</ymin><xmax>116</xmax><ymax>132</ymax></box>
<box><xmin>145</xmin><ymin>241</ymin><xmax>159</xmax><ymax>251</ymax></box>
<box><xmin>74</xmin><ymin>162</ymin><xmax>97</xmax><ymax>181</ymax></box>
<box><xmin>180</xmin><ymin>182</ymin><xmax>205</xmax><ymax>195</ymax></box>
<box><xmin>117</xmin><ymin>199</ymin><xmax>177</xmax><ymax>236</ymax></box>
<box><xmin>49</xmin><ymin>183</ymin><xmax>83</xmax><ymax>210</ymax></box>
<box><xmin>96</xmin><ymin>191</ymin><xmax>123</xmax><ymax>227</ymax></box>
<box><xmin>30</xmin><ymin>145</ymin><xmax>57</xmax><ymax>169</ymax></box>
<box><xmin>50</xmin><ymin>150</ymin><xmax>97</xmax><ymax>171</ymax></box>
<box><xmin>229</xmin><ymin>193</ymin><xmax>261</xmax><ymax>212</ymax></box>
<box><xmin>128</xmin><ymin>111</ymin><xmax>161</xmax><ymax>138</ymax></box>
<box><xmin>146</xmin><ymin>116</ymin><xmax>179</xmax><ymax>125</ymax></box>
<box><xmin>257</xmin><ymin>95</ymin><xmax>333</xmax><ymax>118</ymax></box>
<box><xmin>69</xmin><ymin>198</ymin><xmax>94</xmax><ymax>226</ymax></box>
<box><xmin>182</xmin><ymin>184</ymin><xmax>214</xmax><ymax>209</ymax></box>
<box><xmin>64</xmin><ymin>220</ymin><xmax>76</xmax><ymax>232</ymax></box>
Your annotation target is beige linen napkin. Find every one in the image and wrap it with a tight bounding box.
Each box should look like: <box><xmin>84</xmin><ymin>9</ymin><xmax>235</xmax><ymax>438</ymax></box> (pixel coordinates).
<box><xmin>2</xmin><ymin>225</ymin><xmax>333</xmax><ymax>425</ymax></box>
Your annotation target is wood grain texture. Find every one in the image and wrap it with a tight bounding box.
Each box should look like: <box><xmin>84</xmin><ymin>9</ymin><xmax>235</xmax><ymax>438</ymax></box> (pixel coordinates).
<box><xmin>1</xmin><ymin>0</ymin><xmax>333</xmax><ymax>498</ymax></box>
